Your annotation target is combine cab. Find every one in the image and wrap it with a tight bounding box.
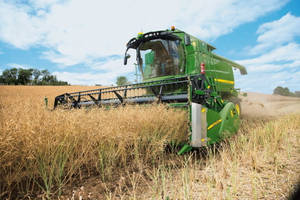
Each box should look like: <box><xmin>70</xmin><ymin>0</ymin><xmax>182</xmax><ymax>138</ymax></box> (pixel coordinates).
<box><xmin>54</xmin><ymin>27</ymin><xmax>247</xmax><ymax>154</ymax></box>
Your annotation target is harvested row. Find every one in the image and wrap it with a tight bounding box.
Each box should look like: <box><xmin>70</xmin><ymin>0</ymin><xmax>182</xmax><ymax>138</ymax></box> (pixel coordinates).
<box><xmin>135</xmin><ymin>114</ymin><xmax>300</xmax><ymax>199</ymax></box>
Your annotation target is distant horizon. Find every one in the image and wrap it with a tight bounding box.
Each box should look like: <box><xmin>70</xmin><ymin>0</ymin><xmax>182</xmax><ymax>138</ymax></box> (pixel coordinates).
<box><xmin>1</xmin><ymin>65</ymin><xmax>300</xmax><ymax>94</ymax></box>
<box><xmin>1</xmin><ymin>82</ymin><xmax>300</xmax><ymax>95</ymax></box>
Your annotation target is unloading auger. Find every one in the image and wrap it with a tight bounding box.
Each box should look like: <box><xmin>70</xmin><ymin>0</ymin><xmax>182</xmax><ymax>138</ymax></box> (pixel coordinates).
<box><xmin>54</xmin><ymin>26</ymin><xmax>247</xmax><ymax>154</ymax></box>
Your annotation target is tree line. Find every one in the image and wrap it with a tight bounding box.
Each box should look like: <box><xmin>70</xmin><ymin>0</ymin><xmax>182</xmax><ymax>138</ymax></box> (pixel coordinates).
<box><xmin>116</xmin><ymin>76</ymin><xmax>131</xmax><ymax>86</ymax></box>
<box><xmin>0</xmin><ymin>68</ymin><xmax>68</xmax><ymax>85</ymax></box>
<box><xmin>273</xmin><ymin>86</ymin><xmax>300</xmax><ymax>97</ymax></box>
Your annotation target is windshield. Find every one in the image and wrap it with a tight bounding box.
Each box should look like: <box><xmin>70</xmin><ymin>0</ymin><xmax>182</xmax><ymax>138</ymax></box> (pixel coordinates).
<box><xmin>137</xmin><ymin>39</ymin><xmax>184</xmax><ymax>79</ymax></box>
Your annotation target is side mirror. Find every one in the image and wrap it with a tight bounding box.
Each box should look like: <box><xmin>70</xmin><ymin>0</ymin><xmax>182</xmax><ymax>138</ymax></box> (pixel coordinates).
<box><xmin>124</xmin><ymin>53</ymin><xmax>131</xmax><ymax>65</ymax></box>
<box><xmin>184</xmin><ymin>34</ymin><xmax>191</xmax><ymax>46</ymax></box>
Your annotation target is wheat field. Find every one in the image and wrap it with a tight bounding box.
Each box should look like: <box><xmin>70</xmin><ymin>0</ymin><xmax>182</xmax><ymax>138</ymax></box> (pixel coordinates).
<box><xmin>0</xmin><ymin>85</ymin><xmax>299</xmax><ymax>199</ymax></box>
<box><xmin>0</xmin><ymin>85</ymin><xmax>188</xmax><ymax>199</ymax></box>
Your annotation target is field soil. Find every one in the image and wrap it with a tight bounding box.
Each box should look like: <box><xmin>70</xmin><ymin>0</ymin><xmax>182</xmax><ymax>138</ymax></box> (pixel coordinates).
<box><xmin>241</xmin><ymin>92</ymin><xmax>300</xmax><ymax>118</ymax></box>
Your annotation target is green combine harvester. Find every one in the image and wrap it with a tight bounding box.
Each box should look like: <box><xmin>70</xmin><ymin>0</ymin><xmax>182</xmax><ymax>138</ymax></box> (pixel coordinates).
<box><xmin>54</xmin><ymin>27</ymin><xmax>247</xmax><ymax>154</ymax></box>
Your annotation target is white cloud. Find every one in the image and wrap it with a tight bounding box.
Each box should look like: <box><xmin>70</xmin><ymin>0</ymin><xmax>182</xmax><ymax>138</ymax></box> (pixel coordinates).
<box><xmin>250</xmin><ymin>13</ymin><xmax>300</xmax><ymax>54</ymax></box>
<box><xmin>53</xmin><ymin>58</ymin><xmax>136</xmax><ymax>85</ymax></box>
<box><xmin>53</xmin><ymin>71</ymin><xmax>113</xmax><ymax>86</ymax></box>
<box><xmin>0</xmin><ymin>1</ymin><xmax>45</xmax><ymax>49</ymax></box>
<box><xmin>0</xmin><ymin>0</ymin><xmax>288</xmax><ymax>66</ymax></box>
<box><xmin>1</xmin><ymin>0</ymin><xmax>296</xmax><ymax>89</ymax></box>
<box><xmin>92</xmin><ymin>60</ymin><xmax>132</xmax><ymax>74</ymax></box>
<box><xmin>28</xmin><ymin>0</ymin><xmax>62</xmax><ymax>9</ymax></box>
<box><xmin>238</xmin><ymin>43</ymin><xmax>300</xmax><ymax>72</ymax></box>
<box><xmin>42</xmin><ymin>50</ymin><xmax>86</xmax><ymax>66</ymax></box>
<box><xmin>177</xmin><ymin>0</ymin><xmax>288</xmax><ymax>40</ymax></box>
<box><xmin>6</xmin><ymin>63</ymin><xmax>34</xmax><ymax>69</ymax></box>
<box><xmin>235</xmin><ymin>13</ymin><xmax>300</xmax><ymax>93</ymax></box>
<box><xmin>235</xmin><ymin>69</ymin><xmax>300</xmax><ymax>93</ymax></box>
<box><xmin>7</xmin><ymin>63</ymin><xmax>23</xmax><ymax>69</ymax></box>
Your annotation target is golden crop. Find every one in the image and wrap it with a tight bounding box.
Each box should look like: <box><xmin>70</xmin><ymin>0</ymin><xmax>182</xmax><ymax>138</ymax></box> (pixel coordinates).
<box><xmin>0</xmin><ymin>86</ymin><xmax>188</xmax><ymax>198</ymax></box>
<box><xmin>1</xmin><ymin>86</ymin><xmax>299</xmax><ymax>200</ymax></box>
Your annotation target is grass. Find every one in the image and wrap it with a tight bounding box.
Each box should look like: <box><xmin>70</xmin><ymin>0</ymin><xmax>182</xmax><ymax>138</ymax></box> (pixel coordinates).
<box><xmin>0</xmin><ymin>85</ymin><xmax>299</xmax><ymax>199</ymax></box>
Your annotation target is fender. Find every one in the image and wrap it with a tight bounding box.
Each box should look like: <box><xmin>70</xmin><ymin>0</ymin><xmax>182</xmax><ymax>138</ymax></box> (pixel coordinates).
<box><xmin>218</xmin><ymin>102</ymin><xmax>240</xmax><ymax>139</ymax></box>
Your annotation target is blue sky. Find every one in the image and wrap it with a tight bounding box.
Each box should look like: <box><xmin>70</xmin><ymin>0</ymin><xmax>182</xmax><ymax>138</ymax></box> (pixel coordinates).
<box><xmin>0</xmin><ymin>0</ymin><xmax>299</xmax><ymax>94</ymax></box>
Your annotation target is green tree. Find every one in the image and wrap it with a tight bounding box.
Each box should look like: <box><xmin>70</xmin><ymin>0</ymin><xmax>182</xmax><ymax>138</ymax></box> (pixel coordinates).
<box><xmin>40</xmin><ymin>69</ymin><xmax>51</xmax><ymax>84</ymax></box>
<box><xmin>0</xmin><ymin>75</ymin><xmax>4</xmax><ymax>84</ymax></box>
<box><xmin>1</xmin><ymin>68</ymin><xmax>18</xmax><ymax>85</ymax></box>
<box><xmin>32</xmin><ymin>69</ymin><xmax>41</xmax><ymax>84</ymax></box>
<box><xmin>273</xmin><ymin>86</ymin><xmax>294</xmax><ymax>96</ymax></box>
<box><xmin>18</xmin><ymin>68</ymin><xmax>33</xmax><ymax>85</ymax></box>
<box><xmin>48</xmin><ymin>75</ymin><xmax>57</xmax><ymax>84</ymax></box>
<box><xmin>0</xmin><ymin>67</ymin><xmax>69</xmax><ymax>85</ymax></box>
<box><xmin>116</xmin><ymin>76</ymin><xmax>129</xmax><ymax>86</ymax></box>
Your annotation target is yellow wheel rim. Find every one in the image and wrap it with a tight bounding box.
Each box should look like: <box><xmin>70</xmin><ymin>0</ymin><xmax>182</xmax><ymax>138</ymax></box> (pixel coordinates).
<box><xmin>235</xmin><ymin>104</ymin><xmax>240</xmax><ymax>116</ymax></box>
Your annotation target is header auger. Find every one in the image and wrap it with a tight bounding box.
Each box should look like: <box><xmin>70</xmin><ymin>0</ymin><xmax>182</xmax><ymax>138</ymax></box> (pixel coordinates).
<box><xmin>54</xmin><ymin>27</ymin><xmax>247</xmax><ymax>154</ymax></box>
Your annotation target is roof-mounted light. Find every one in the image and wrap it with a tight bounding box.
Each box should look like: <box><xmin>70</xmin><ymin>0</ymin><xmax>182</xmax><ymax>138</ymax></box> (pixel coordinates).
<box><xmin>137</xmin><ymin>32</ymin><xmax>143</xmax><ymax>38</ymax></box>
<box><xmin>171</xmin><ymin>26</ymin><xmax>175</xmax><ymax>31</ymax></box>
